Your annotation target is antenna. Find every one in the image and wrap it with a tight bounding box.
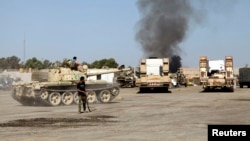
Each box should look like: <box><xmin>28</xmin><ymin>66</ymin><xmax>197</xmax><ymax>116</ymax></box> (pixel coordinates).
<box><xmin>23</xmin><ymin>33</ymin><xmax>26</xmax><ymax>64</ymax></box>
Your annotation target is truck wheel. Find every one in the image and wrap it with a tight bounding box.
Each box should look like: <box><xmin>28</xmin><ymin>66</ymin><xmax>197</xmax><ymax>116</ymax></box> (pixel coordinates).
<box><xmin>165</xmin><ymin>87</ymin><xmax>169</xmax><ymax>92</ymax></box>
<box><xmin>139</xmin><ymin>87</ymin><xmax>145</xmax><ymax>93</ymax></box>
<box><xmin>229</xmin><ymin>87</ymin><xmax>234</xmax><ymax>92</ymax></box>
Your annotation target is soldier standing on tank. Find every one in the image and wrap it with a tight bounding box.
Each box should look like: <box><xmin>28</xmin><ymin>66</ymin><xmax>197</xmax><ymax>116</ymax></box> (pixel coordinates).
<box><xmin>77</xmin><ymin>76</ymin><xmax>88</xmax><ymax>114</ymax></box>
<box><xmin>71</xmin><ymin>56</ymin><xmax>80</xmax><ymax>71</ymax></box>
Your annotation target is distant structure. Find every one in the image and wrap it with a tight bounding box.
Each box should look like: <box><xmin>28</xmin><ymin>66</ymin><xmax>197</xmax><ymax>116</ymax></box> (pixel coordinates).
<box><xmin>23</xmin><ymin>33</ymin><xmax>26</xmax><ymax>64</ymax></box>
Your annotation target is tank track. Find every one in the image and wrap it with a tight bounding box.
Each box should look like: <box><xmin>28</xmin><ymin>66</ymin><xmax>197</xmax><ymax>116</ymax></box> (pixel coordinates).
<box><xmin>11</xmin><ymin>84</ymin><xmax>120</xmax><ymax>106</ymax></box>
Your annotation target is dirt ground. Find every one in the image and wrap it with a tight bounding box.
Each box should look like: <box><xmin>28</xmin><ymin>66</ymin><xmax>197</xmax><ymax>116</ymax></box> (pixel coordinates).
<box><xmin>1</xmin><ymin>86</ymin><xmax>250</xmax><ymax>141</ymax></box>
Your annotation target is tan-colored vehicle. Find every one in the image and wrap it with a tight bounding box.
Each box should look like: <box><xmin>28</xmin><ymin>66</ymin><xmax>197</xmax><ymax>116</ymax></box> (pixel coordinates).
<box><xmin>136</xmin><ymin>57</ymin><xmax>171</xmax><ymax>92</ymax></box>
<box><xmin>199</xmin><ymin>56</ymin><xmax>235</xmax><ymax>92</ymax></box>
<box><xmin>11</xmin><ymin>67</ymin><xmax>122</xmax><ymax>106</ymax></box>
<box><xmin>175</xmin><ymin>68</ymin><xmax>188</xmax><ymax>87</ymax></box>
<box><xmin>115</xmin><ymin>67</ymin><xmax>136</xmax><ymax>88</ymax></box>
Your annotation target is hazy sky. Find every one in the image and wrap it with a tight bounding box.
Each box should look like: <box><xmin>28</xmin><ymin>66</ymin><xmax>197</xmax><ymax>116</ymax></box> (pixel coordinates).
<box><xmin>1</xmin><ymin>0</ymin><xmax>249</xmax><ymax>67</ymax></box>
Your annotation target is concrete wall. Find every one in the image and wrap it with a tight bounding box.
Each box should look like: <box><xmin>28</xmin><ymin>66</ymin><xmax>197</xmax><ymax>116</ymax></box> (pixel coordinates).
<box><xmin>1</xmin><ymin>71</ymin><xmax>31</xmax><ymax>82</ymax></box>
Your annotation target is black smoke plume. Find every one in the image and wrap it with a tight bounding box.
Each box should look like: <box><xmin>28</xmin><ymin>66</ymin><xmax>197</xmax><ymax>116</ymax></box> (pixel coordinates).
<box><xmin>136</xmin><ymin>0</ymin><xmax>195</xmax><ymax>57</ymax></box>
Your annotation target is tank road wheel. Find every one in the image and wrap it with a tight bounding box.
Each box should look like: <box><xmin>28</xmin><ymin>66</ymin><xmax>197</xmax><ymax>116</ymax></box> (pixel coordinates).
<box><xmin>62</xmin><ymin>92</ymin><xmax>74</xmax><ymax>105</ymax></box>
<box><xmin>98</xmin><ymin>90</ymin><xmax>111</xmax><ymax>103</ymax></box>
<box><xmin>86</xmin><ymin>90</ymin><xmax>97</xmax><ymax>104</ymax></box>
<box><xmin>40</xmin><ymin>90</ymin><xmax>49</xmax><ymax>100</ymax></box>
<box><xmin>73</xmin><ymin>92</ymin><xmax>79</xmax><ymax>104</ymax></box>
<box><xmin>49</xmin><ymin>92</ymin><xmax>62</xmax><ymax>106</ymax></box>
<box><xmin>111</xmin><ymin>87</ymin><xmax>120</xmax><ymax>96</ymax></box>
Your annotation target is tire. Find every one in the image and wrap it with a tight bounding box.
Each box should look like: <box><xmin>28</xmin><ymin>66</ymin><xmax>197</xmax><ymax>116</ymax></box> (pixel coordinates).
<box><xmin>229</xmin><ymin>87</ymin><xmax>234</xmax><ymax>92</ymax></box>
<box><xmin>165</xmin><ymin>87</ymin><xmax>169</xmax><ymax>92</ymax></box>
<box><xmin>49</xmin><ymin>92</ymin><xmax>62</xmax><ymax>106</ymax></box>
<box><xmin>240</xmin><ymin>84</ymin><xmax>243</xmax><ymax>88</ymax></box>
<box><xmin>98</xmin><ymin>90</ymin><xmax>111</xmax><ymax>103</ymax></box>
<box><xmin>62</xmin><ymin>91</ymin><xmax>74</xmax><ymax>105</ymax></box>
<box><xmin>139</xmin><ymin>87</ymin><xmax>146</xmax><ymax>93</ymax></box>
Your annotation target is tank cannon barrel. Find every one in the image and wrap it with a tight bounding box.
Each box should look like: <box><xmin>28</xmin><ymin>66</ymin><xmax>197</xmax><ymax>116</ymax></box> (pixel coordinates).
<box><xmin>86</xmin><ymin>68</ymin><xmax>132</xmax><ymax>77</ymax></box>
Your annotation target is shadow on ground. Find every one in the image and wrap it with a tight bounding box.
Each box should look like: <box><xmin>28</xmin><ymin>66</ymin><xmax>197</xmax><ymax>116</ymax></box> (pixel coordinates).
<box><xmin>137</xmin><ymin>88</ymin><xmax>172</xmax><ymax>94</ymax></box>
<box><xmin>0</xmin><ymin>115</ymin><xmax>118</xmax><ymax>128</ymax></box>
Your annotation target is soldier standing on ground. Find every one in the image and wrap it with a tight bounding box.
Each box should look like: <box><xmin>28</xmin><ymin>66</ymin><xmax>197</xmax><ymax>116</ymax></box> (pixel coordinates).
<box><xmin>77</xmin><ymin>76</ymin><xmax>88</xmax><ymax>114</ymax></box>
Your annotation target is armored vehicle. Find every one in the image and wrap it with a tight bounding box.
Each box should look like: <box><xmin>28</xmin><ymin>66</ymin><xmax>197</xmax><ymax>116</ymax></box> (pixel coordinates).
<box><xmin>11</xmin><ymin>67</ymin><xmax>121</xmax><ymax>106</ymax></box>
<box><xmin>136</xmin><ymin>57</ymin><xmax>171</xmax><ymax>92</ymax></box>
<box><xmin>239</xmin><ymin>67</ymin><xmax>250</xmax><ymax>88</ymax></box>
<box><xmin>199</xmin><ymin>56</ymin><xmax>235</xmax><ymax>92</ymax></box>
<box><xmin>115</xmin><ymin>67</ymin><xmax>136</xmax><ymax>88</ymax></box>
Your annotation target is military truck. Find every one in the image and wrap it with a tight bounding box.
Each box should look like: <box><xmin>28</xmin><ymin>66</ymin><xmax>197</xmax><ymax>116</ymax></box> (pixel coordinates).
<box><xmin>11</xmin><ymin>67</ymin><xmax>123</xmax><ymax>106</ymax></box>
<box><xmin>136</xmin><ymin>57</ymin><xmax>171</xmax><ymax>92</ymax></box>
<box><xmin>238</xmin><ymin>67</ymin><xmax>250</xmax><ymax>88</ymax></box>
<box><xmin>199</xmin><ymin>56</ymin><xmax>235</xmax><ymax>92</ymax></box>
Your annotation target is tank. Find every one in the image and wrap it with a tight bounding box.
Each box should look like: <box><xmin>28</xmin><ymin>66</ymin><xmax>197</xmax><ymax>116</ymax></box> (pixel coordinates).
<box><xmin>11</xmin><ymin>67</ymin><xmax>120</xmax><ymax>106</ymax></box>
<box><xmin>115</xmin><ymin>67</ymin><xmax>136</xmax><ymax>88</ymax></box>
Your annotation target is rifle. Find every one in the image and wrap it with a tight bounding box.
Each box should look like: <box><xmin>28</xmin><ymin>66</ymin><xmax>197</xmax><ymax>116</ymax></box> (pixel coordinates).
<box><xmin>86</xmin><ymin>97</ymin><xmax>91</xmax><ymax>112</ymax></box>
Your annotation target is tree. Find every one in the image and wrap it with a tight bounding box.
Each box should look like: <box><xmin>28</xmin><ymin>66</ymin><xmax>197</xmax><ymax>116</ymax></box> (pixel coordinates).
<box><xmin>89</xmin><ymin>58</ymin><xmax>119</xmax><ymax>68</ymax></box>
<box><xmin>42</xmin><ymin>59</ymin><xmax>53</xmax><ymax>69</ymax></box>
<box><xmin>0</xmin><ymin>56</ymin><xmax>21</xmax><ymax>69</ymax></box>
<box><xmin>170</xmin><ymin>55</ymin><xmax>182</xmax><ymax>73</ymax></box>
<box><xmin>52</xmin><ymin>60</ymin><xmax>62</xmax><ymax>68</ymax></box>
<box><xmin>25</xmin><ymin>57</ymin><xmax>43</xmax><ymax>69</ymax></box>
<box><xmin>0</xmin><ymin>57</ymin><xmax>7</xmax><ymax>69</ymax></box>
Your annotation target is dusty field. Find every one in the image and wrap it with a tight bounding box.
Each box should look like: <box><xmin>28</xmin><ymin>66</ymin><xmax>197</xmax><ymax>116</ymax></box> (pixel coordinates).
<box><xmin>1</xmin><ymin>86</ymin><xmax>250</xmax><ymax>141</ymax></box>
